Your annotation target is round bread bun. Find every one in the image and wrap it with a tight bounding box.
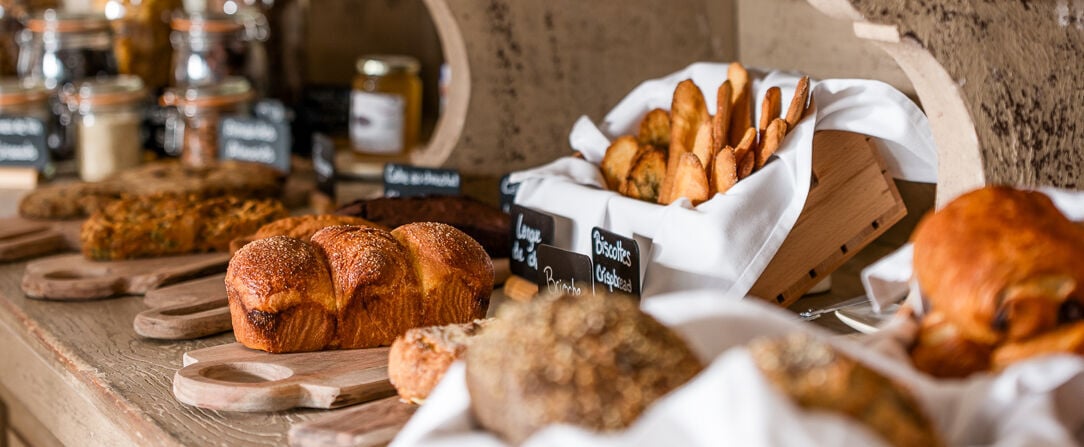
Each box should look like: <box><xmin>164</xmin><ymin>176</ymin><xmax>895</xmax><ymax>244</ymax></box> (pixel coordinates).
<box><xmin>465</xmin><ymin>292</ymin><xmax>703</xmax><ymax>444</ymax></box>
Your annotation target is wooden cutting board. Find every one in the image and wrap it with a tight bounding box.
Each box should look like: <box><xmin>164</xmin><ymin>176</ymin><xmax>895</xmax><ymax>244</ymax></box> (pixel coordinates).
<box><xmin>21</xmin><ymin>252</ymin><xmax>231</xmax><ymax>300</ymax></box>
<box><xmin>133</xmin><ymin>257</ymin><xmax>510</xmax><ymax>341</ymax></box>
<box><xmin>288</xmin><ymin>396</ymin><xmax>417</xmax><ymax>447</ymax></box>
<box><xmin>0</xmin><ymin>217</ymin><xmax>72</xmax><ymax>262</ymax></box>
<box><xmin>173</xmin><ymin>343</ymin><xmax>395</xmax><ymax>412</ymax></box>
<box><xmin>135</xmin><ymin>274</ymin><xmax>230</xmax><ymax>340</ymax></box>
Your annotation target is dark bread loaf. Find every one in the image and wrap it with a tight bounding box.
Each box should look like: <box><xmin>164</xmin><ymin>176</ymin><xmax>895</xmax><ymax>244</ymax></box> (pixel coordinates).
<box><xmin>336</xmin><ymin>195</ymin><xmax>510</xmax><ymax>258</ymax></box>
<box><xmin>466</xmin><ymin>292</ymin><xmax>702</xmax><ymax>444</ymax></box>
<box><xmin>226</xmin><ymin>223</ymin><xmax>493</xmax><ymax>353</ymax></box>
<box><xmin>228</xmin><ymin>214</ymin><xmax>384</xmax><ymax>253</ymax></box>
<box><xmin>910</xmin><ymin>186</ymin><xmax>1084</xmax><ymax>377</ymax></box>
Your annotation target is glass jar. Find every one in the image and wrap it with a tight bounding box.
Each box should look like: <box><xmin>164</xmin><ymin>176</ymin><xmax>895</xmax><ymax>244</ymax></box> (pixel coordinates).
<box><xmin>0</xmin><ymin>77</ymin><xmax>50</xmax><ymax>121</ymax></box>
<box><xmin>66</xmin><ymin>75</ymin><xmax>145</xmax><ymax>181</ymax></box>
<box><xmin>349</xmin><ymin>55</ymin><xmax>421</xmax><ymax>156</ymax></box>
<box><xmin>160</xmin><ymin>76</ymin><xmax>251</xmax><ymax>167</ymax></box>
<box><xmin>97</xmin><ymin>0</ymin><xmax>184</xmax><ymax>91</ymax></box>
<box><xmin>169</xmin><ymin>12</ymin><xmax>251</xmax><ymax>88</ymax></box>
<box><xmin>17</xmin><ymin>11</ymin><xmax>117</xmax><ymax>89</ymax></box>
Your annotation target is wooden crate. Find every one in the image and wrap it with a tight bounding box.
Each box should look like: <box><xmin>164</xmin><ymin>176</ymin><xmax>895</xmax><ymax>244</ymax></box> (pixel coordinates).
<box><xmin>750</xmin><ymin>130</ymin><xmax>906</xmax><ymax>307</ymax></box>
<box><xmin>502</xmin><ymin>130</ymin><xmax>906</xmax><ymax>305</ymax></box>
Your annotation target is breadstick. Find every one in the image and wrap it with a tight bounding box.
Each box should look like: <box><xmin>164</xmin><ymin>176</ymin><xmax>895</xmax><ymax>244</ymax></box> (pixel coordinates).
<box><xmin>759</xmin><ymin>86</ymin><xmax>782</xmax><ymax>137</ymax></box>
<box><xmin>726</xmin><ymin>62</ymin><xmax>752</xmax><ymax>147</ymax></box>
<box><xmin>734</xmin><ymin>127</ymin><xmax>757</xmax><ymax>179</ymax></box>
<box><xmin>667</xmin><ymin>153</ymin><xmax>711</xmax><ymax>206</ymax></box>
<box><xmin>690</xmin><ymin>120</ymin><xmax>715</xmax><ymax>174</ymax></box>
<box><xmin>711</xmin><ymin>146</ymin><xmax>738</xmax><ymax>195</ymax></box>
<box><xmin>659</xmin><ymin>80</ymin><xmax>709</xmax><ymax>205</ymax></box>
<box><xmin>757</xmin><ymin>118</ymin><xmax>787</xmax><ymax>169</ymax></box>
<box><xmin>712</xmin><ymin>80</ymin><xmax>732</xmax><ymax>153</ymax></box>
<box><xmin>785</xmin><ymin>76</ymin><xmax>810</xmax><ymax>131</ymax></box>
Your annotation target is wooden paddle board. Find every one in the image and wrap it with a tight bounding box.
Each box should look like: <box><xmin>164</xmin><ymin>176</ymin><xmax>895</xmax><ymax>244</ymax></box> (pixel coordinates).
<box><xmin>288</xmin><ymin>396</ymin><xmax>417</xmax><ymax>447</ymax></box>
<box><xmin>22</xmin><ymin>252</ymin><xmax>231</xmax><ymax>300</ymax></box>
<box><xmin>0</xmin><ymin>217</ymin><xmax>71</xmax><ymax>261</ymax></box>
<box><xmin>173</xmin><ymin>343</ymin><xmax>395</xmax><ymax>412</ymax></box>
<box><xmin>135</xmin><ymin>274</ymin><xmax>230</xmax><ymax>340</ymax></box>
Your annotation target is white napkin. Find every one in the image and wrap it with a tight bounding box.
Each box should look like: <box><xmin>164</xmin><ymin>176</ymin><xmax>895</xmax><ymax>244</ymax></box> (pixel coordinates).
<box><xmin>392</xmin><ymin>291</ymin><xmax>1084</xmax><ymax>446</ymax></box>
<box><xmin>509</xmin><ymin>62</ymin><xmax>936</xmax><ymax>302</ymax></box>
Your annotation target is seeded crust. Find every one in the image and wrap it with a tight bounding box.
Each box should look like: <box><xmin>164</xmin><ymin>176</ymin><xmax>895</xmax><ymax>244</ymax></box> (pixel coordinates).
<box><xmin>80</xmin><ymin>193</ymin><xmax>287</xmax><ymax>260</ymax></box>
<box><xmin>388</xmin><ymin>319</ymin><xmax>490</xmax><ymax>404</ymax></box>
<box><xmin>750</xmin><ymin>333</ymin><xmax>942</xmax><ymax>447</ymax></box>
<box><xmin>19</xmin><ymin>160</ymin><xmax>283</xmax><ymax>220</ymax></box>
<box><xmin>466</xmin><ymin>292</ymin><xmax>703</xmax><ymax>444</ymax></box>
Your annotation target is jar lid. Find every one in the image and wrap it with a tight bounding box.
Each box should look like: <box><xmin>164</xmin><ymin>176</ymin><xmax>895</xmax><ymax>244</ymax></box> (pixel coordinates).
<box><xmin>161</xmin><ymin>77</ymin><xmax>253</xmax><ymax>109</ymax></box>
<box><xmin>170</xmin><ymin>12</ymin><xmax>244</xmax><ymax>33</ymax></box>
<box><xmin>26</xmin><ymin>10</ymin><xmax>111</xmax><ymax>33</ymax></box>
<box><xmin>356</xmin><ymin>55</ymin><xmax>421</xmax><ymax>77</ymax></box>
<box><xmin>0</xmin><ymin>79</ymin><xmax>49</xmax><ymax>106</ymax></box>
<box><xmin>67</xmin><ymin>75</ymin><xmax>146</xmax><ymax>110</ymax></box>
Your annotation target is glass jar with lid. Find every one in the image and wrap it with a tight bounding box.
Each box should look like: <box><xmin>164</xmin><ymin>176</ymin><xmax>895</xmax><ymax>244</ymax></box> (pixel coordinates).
<box><xmin>169</xmin><ymin>12</ymin><xmax>261</xmax><ymax>88</ymax></box>
<box><xmin>160</xmin><ymin>76</ymin><xmax>251</xmax><ymax>167</ymax></box>
<box><xmin>350</xmin><ymin>55</ymin><xmax>421</xmax><ymax>156</ymax></box>
<box><xmin>66</xmin><ymin>75</ymin><xmax>145</xmax><ymax>181</ymax></box>
<box><xmin>17</xmin><ymin>10</ymin><xmax>118</xmax><ymax>89</ymax></box>
<box><xmin>0</xmin><ymin>77</ymin><xmax>50</xmax><ymax>121</ymax></box>
<box><xmin>97</xmin><ymin>0</ymin><xmax>184</xmax><ymax>92</ymax></box>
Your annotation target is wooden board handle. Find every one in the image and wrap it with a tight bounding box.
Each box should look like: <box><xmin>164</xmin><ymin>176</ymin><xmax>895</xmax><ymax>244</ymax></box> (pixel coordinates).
<box><xmin>134</xmin><ymin>297</ymin><xmax>232</xmax><ymax>340</ymax></box>
<box><xmin>173</xmin><ymin>361</ymin><xmax>307</xmax><ymax>412</ymax></box>
<box><xmin>21</xmin><ymin>267</ymin><xmax>126</xmax><ymax>300</ymax></box>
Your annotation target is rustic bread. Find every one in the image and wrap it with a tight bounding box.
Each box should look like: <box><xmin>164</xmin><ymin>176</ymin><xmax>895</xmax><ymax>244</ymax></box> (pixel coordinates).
<box><xmin>910</xmin><ymin>186</ymin><xmax>1084</xmax><ymax>377</ymax></box>
<box><xmin>750</xmin><ymin>333</ymin><xmax>942</xmax><ymax>447</ymax></box>
<box><xmin>336</xmin><ymin>195</ymin><xmax>510</xmax><ymax>258</ymax></box>
<box><xmin>226</xmin><ymin>223</ymin><xmax>493</xmax><ymax>353</ymax></box>
<box><xmin>19</xmin><ymin>160</ymin><xmax>283</xmax><ymax>220</ymax></box>
<box><xmin>466</xmin><ymin>292</ymin><xmax>702</xmax><ymax>444</ymax></box>
<box><xmin>388</xmin><ymin>319</ymin><xmax>489</xmax><ymax>404</ymax></box>
<box><xmin>228</xmin><ymin>214</ymin><xmax>384</xmax><ymax>253</ymax></box>
<box><xmin>80</xmin><ymin>194</ymin><xmax>287</xmax><ymax>260</ymax></box>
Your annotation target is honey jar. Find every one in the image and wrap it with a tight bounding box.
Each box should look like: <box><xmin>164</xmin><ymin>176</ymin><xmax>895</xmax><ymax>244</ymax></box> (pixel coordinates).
<box><xmin>349</xmin><ymin>55</ymin><xmax>421</xmax><ymax>156</ymax></box>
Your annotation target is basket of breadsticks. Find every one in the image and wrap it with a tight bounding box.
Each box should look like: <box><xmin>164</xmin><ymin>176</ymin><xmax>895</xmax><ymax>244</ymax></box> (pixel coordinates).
<box><xmin>509</xmin><ymin>62</ymin><xmax>936</xmax><ymax>306</ymax></box>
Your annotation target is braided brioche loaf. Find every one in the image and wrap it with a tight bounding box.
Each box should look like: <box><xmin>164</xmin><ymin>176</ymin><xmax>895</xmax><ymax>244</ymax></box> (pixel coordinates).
<box><xmin>226</xmin><ymin>222</ymin><xmax>493</xmax><ymax>353</ymax></box>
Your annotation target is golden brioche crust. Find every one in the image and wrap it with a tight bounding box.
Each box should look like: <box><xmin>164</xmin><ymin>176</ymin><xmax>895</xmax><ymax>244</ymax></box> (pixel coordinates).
<box><xmin>225</xmin><ymin>223</ymin><xmax>492</xmax><ymax>353</ymax></box>
<box><xmin>910</xmin><ymin>186</ymin><xmax>1084</xmax><ymax>377</ymax></box>
<box><xmin>391</xmin><ymin>222</ymin><xmax>493</xmax><ymax>326</ymax></box>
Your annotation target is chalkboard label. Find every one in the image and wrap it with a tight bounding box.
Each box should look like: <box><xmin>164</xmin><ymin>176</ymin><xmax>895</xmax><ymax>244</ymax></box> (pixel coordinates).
<box><xmin>509</xmin><ymin>204</ymin><xmax>554</xmax><ymax>281</ymax></box>
<box><xmin>383</xmin><ymin>163</ymin><xmax>461</xmax><ymax>197</ymax></box>
<box><xmin>218</xmin><ymin>116</ymin><xmax>292</xmax><ymax>173</ymax></box>
<box><xmin>499</xmin><ymin>173</ymin><xmax>520</xmax><ymax>213</ymax></box>
<box><xmin>591</xmin><ymin>227</ymin><xmax>641</xmax><ymax>299</ymax></box>
<box><xmin>537</xmin><ymin>244</ymin><xmax>594</xmax><ymax>297</ymax></box>
<box><xmin>0</xmin><ymin>115</ymin><xmax>49</xmax><ymax>170</ymax></box>
<box><xmin>312</xmin><ymin>132</ymin><xmax>336</xmax><ymax>199</ymax></box>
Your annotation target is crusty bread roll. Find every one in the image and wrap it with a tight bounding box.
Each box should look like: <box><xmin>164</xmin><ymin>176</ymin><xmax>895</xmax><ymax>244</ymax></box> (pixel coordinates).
<box><xmin>388</xmin><ymin>319</ymin><xmax>489</xmax><ymax>404</ymax></box>
<box><xmin>226</xmin><ymin>222</ymin><xmax>493</xmax><ymax>353</ymax></box>
<box><xmin>751</xmin><ymin>333</ymin><xmax>942</xmax><ymax>447</ymax></box>
<box><xmin>910</xmin><ymin>186</ymin><xmax>1084</xmax><ymax>377</ymax></box>
<box><xmin>466</xmin><ymin>292</ymin><xmax>702</xmax><ymax>444</ymax></box>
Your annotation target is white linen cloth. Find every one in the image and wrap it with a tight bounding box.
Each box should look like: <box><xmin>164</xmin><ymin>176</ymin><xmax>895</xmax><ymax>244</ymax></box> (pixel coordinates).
<box><xmin>392</xmin><ymin>291</ymin><xmax>1084</xmax><ymax>446</ymax></box>
<box><xmin>510</xmin><ymin>62</ymin><xmax>936</xmax><ymax>301</ymax></box>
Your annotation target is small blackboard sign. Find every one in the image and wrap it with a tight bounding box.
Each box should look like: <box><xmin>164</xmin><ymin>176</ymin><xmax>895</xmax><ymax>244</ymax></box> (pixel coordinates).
<box><xmin>498</xmin><ymin>173</ymin><xmax>520</xmax><ymax>213</ymax></box>
<box><xmin>537</xmin><ymin>244</ymin><xmax>594</xmax><ymax>297</ymax></box>
<box><xmin>383</xmin><ymin>163</ymin><xmax>461</xmax><ymax>197</ymax></box>
<box><xmin>0</xmin><ymin>115</ymin><xmax>49</xmax><ymax>171</ymax></box>
<box><xmin>218</xmin><ymin>115</ymin><xmax>292</xmax><ymax>173</ymax></box>
<box><xmin>254</xmin><ymin>99</ymin><xmax>291</xmax><ymax>123</ymax></box>
<box><xmin>311</xmin><ymin>132</ymin><xmax>336</xmax><ymax>199</ymax></box>
<box><xmin>591</xmin><ymin>227</ymin><xmax>641</xmax><ymax>299</ymax></box>
<box><xmin>509</xmin><ymin>204</ymin><xmax>554</xmax><ymax>281</ymax></box>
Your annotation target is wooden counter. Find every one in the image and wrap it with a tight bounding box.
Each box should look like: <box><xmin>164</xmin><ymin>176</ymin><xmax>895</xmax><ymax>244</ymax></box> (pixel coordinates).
<box><xmin>0</xmin><ymin>180</ymin><xmax>926</xmax><ymax>446</ymax></box>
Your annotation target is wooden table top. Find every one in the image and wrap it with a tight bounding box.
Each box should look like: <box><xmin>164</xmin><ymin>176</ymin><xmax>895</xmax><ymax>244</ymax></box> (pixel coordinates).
<box><xmin>0</xmin><ymin>181</ymin><xmax>917</xmax><ymax>446</ymax></box>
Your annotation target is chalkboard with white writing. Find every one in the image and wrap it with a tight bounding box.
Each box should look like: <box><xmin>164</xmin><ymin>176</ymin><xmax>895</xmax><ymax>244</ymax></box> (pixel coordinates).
<box><xmin>498</xmin><ymin>173</ymin><xmax>520</xmax><ymax>213</ymax></box>
<box><xmin>536</xmin><ymin>244</ymin><xmax>594</xmax><ymax>297</ymax></box>
<box><xmin>382</xmin><ymin>163</ymin><xmax>461</xmax><ymax>197</ymax></box>
<box><xmin>590</xmin><ymin>227</ymin><xmax>641</xmax><ymax>300</ymax></box>
<box><xmin>509</xmin><ymin>204</ymin><xmax>554</xmax><ymax>282</ymax></box>
<box><xmin>218</xmin><ymin>116</ymin><xmax>292</xmax><ymax>173</ymax></box>
<box><xmin>0</xmin><ymin>115</ymin><xmax>48</xmax><ymax>171</ymax></box>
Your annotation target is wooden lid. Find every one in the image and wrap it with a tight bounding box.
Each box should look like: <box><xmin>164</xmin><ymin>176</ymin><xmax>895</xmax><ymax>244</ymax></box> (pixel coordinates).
<box><xmin>26</xmin><ymin>10</ymin><xmax>111</xmax><ymax>33</ymax></box>
<box><xmin>160</xmin><ymin>77</ymin><xmax>253</xmax><ymax>109</ymax></box>
<box><xmin>170</xmin><ymin>13</ymin><xmax>243</xmax><ymax>33</ymax></box>
<box><xmin>0</xmin><ymin>79</ymin><xmax>49</xmax><ymax>107</ymax></box>
<box><xmin>66</xmin><ymin>75</ymin><xmax>146</xmax><ymax>111</ymax></box>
